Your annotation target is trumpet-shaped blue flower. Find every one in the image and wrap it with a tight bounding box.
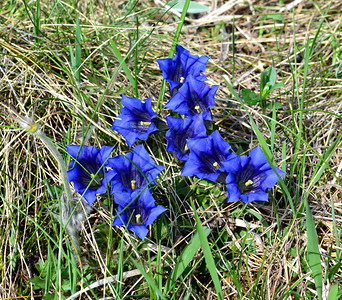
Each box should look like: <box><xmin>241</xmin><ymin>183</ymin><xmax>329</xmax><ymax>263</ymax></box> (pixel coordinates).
<box><xmin>222</xmin><ymin>146</ymin><xmax>285</xmax><ymax>203</ymax></box>
<box><xmin>157</xmin><ymin>44</ymin><xmax>209</xmax><ymax>94</ymax></box>
<box><xmin>113</xmin><ymin>188</ymin><xmax>167</xmax><ymax>240</ymax></box>
<box><xmin>166</xmin><ymin>113</ymin><xmax>207</xmax><ymax>161</ymax></box>
<box><xmin>165</xmin><ymin>75</ymin><xmax>218</xmax><ymax>121</ymax></box>
<box><xmin>67</xmin><ymin>145</ymin><xmax>114</xmax><ymax>205</ymax></box>
<box><xmin>181</xmin><ymin>130</ymin><xmax>236</xmax><ymax>182</ymax></box>
<box><xmin>111</xmin><ymin>95</ymin><xmax>158</xmax><ymax>148</ymax></box>
<box><xmin>108</xmin><ymin>144</ymin><xmax>165</xmax><ymax>194</ymax></box>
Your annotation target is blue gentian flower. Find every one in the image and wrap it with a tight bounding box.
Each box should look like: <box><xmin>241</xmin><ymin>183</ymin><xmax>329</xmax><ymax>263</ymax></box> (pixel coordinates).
<box><xmin>181</xmin><ymin>130</ymin><xmax>236</xmax><ymax>182</ymax></box>
<box><xmin>157</xmin><ymin>44</ymin><xmax>209</xmax><ymax>94</ymax></box>
<box><xmin>111</xmin><ymin>95</ymin><xmax>158</xmax><ymax>148</ymax></box>
<box><xmin>165</xmin><ymin>75</ymin><xmax>219</xmax><ymax>121</ymax></box>
<box><xmin>222</xmin><ymin>146</ymin><xmax>285</xmax><ymax>203</ymax></box>
<box><xmin>166</xmin><ymin>113</ymin><xmax>207</xmax><ymax>161</ymax></box>
<box><xmin>67</xmin><ymin>145</ymin><xmax>114</xmax><ymax>205</ymax></box>
<box><xmin>113</xmin><ymin>188</ymin><xmax>167</xmax><ymax>240</ymax></box>
<box><xmin>108</xmin><ymin>144</ymin><xmax>165</xmax><ymax>194</ymax></box>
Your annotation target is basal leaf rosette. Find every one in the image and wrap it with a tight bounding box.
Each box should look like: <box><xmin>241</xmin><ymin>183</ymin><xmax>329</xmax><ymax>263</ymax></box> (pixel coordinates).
<box><xmin>181</xmin><ymin>130</ymin><xmax>236</xmax><ymax>182</ymax></box>
<box><xmin>222</xmin><ymin>146</ymin><xmax>285</xmax><ymax>203</ymax></box>
<box><xmin>166</xmin><ymin>113</ymin><xmax>207</xmax><ymax>161</ymax></box>
<box><xmin>108</xmin><ymin>144</ymin><xmax>165</xmax><ymax>195</ymax></box>
<box><xmin>67</xmin><ymin>145</ymin><xmax>114</xmax><ymax>205</ymax></box>
<box><xmin>113</xmin><ymin>188</ymin><xmax>167</xmax><ymax>240</ymax></box>
<box><xmin>111</xmin><ymin>95</ymin><xmax>158</xmax><ymax>148</ymax></box>
<box><xmin>165</xmin><ymin>75</ymin><xmax>218</xmax><ymax>121</ymax></box>
<box><xmin>157</xmin><ymin>44</ymin><xmax>209</xmax><ymax>95</ymax></box>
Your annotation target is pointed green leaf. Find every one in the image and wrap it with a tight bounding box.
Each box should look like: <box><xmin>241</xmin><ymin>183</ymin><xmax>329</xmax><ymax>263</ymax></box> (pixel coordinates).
<box><xmin>241</xmin><ymin>89</ymin><xmax>260</xmax><ymax>105</ymax></box>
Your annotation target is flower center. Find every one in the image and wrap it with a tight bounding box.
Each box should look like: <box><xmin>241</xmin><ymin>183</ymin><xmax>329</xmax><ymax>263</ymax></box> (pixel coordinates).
<box><xmin>194</xmin><ymin>105</ymin><xmax>201</xmax><ymax>113</ymax></box>
<box><xmin>140</xmin><ymin>121</ymin><xmax>151</xmax><ymax>126</ymax></box>
<box><xmin>28</xmin><ymin>123</ymin><xmax>39</xmax><ymax>133</ymax></box>
<box><xmin>245</xmin><ymin>179</ymin><xmax>253</xmax><ymax>186</ymax></box>
<box><xmin>126</xmin><ymin>206</ymin><xmax>148</xmax><ymax>225</ymax></box>
<box><xmin>131</xmin><ymin>180</ymin><xmax>136</xmax><ymax>190</ymax></box>
<box><xmin>89</xmin><ymin>173</ymin><xmax>103</xmax><ymax>189</ymax></box>
<box><xmin>213</xmin><ymin>162</ymin><xmax>220</xmax><ymax>169</ymax></box>
<box><xmin>180</xmin><ymin>76</ymin><xmax>185</xmax><ymax>83</ymax></box>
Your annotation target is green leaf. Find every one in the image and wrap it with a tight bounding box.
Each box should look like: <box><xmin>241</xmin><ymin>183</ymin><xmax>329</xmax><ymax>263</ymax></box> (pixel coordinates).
<box><xmin>327</xmin><ymin>283</ymin><xmax>339</xmax><ymax>300</ymax></box>
<box><xmin>29</xmin><ymin>276</ymin><xmax>46</xmax><ymax>290</ymax></box>
<box><xmin>164</xmin><ymin>227</ymin><xmax>211</xmax><ymax>293</ymax></box>
<box><xmin>166</xmin><ymin>1</ymin><xmax>210</xmax><ymax>14</ymax></box>
<box><xmin>260</xmin><ymin>67</ymin><xmax>277</xmax><ymax>93</ymax></box>
<box><xmin>266</xmin><ymin>102</ymin><xmax>282</xmax><ymax>109</ymax></box>
<box><xmin>191</xmin><ymin>199</ymin><xmax>224</xmax><ymax>300</ymax></box>
<box><xmin>268</xmin><ymin>14</ymin><xmax>284</xmax><ymax>21</ymax></box>
<box><xmin>241</xmin><ymin>89</ymin><xmax>260</xmax><ymax>105</ymax></box>
<box><xmin>305</xmin><ymin>200</ymin><xmax>323</xmax><ymax>300</ymax></box>
<box><xmin>269</xmin><ymin>82</ymin><xmax>284</xmax><ymax>92</ymax></box>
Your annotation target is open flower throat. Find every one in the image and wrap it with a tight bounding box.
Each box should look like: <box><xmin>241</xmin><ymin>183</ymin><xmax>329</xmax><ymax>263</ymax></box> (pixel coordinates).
<box><xmin>125</xmin><ymin>204</ymin><xmax>149</xmax><ymax>225</ymax></box>
<box><xmin>236</xmin><ymin>164</ymin><xmax>265</xmax><ymax>194</ymax></box>
<box><xmin>78</xmin><ymin>160</ymin><xmax>104</xmax><ymax>189</ymax></box>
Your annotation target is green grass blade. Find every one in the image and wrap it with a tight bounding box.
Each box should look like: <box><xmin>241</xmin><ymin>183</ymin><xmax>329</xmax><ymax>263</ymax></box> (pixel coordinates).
<box><xmin>306</xmin><ymin>132</ymin><xmax>342</xmax><ymax>191</ymax></box>
<box><xmin>131</xmin><ymin>258</ymin><xmax>167</xmax><ymax>300</ymax></box>
<box><xmin>190</xmin><ymin>198</ymin><xmax>224</xmax><ymax>300</ymax></box>
<box><xmin>164</xmin><ymin>227</ymin><xmax>211</xmax><ymax>294</ymax></box>
<box><xmin>75</xmin><ymin>17</ymin><xmax>82</xmax><ymax>83</ymax></box>
<box><xmin>305</xmin><ymin>198</ymin><xmax>323</xmax><ymax>300</ymax></box>
<box><xmin>109</xmin><ymin>38</ymin><xmax>139</xmax><ymax>98</ymax></box>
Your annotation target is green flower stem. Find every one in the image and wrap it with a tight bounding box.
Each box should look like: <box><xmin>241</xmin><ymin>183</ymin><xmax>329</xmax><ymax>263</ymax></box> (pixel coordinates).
<box><xmin>34</xmin><ymin>129</ymin><xmax>74</xmax><ymax>207</ymax></box>
<box><xmin>19</xmin><ymin>118</ymin><xmax>81</xmax><ymax>256</ymax></box>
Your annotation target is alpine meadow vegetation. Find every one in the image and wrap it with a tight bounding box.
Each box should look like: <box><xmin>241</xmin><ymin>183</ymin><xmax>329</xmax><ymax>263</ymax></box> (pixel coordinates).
<box><xmin>1</xmin><ymin>1</ymin><xmax>342</xmax><ymax>299</ymax></box>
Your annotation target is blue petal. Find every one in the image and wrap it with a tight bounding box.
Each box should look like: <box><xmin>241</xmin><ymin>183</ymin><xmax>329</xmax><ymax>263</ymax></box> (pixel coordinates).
<box><xmin>98</xmin><ymin>146</ymin><xmax>114</xmax><ymax>166</ymax></box>
<box><xmin>226</xmin><ymin>178</ymin><xmax>242</xmax><ymax>203</ymax></box>
<box><xmin>248</xmin><ymin>146</ymin><xmax>269</xmax><ymax>170</ymax></box>
<box><xmin>210</xmin><ymin>130</ymin><xmax>232</xmax><ymax>158</ymax></box>
<box><xmin>109</xmin><ymin>145</ymin><xmax>164</xmax><ymax>194</ymax></box>
<box><xmin>146</xmin><ymin>205</ymin><xmax>167</xmax><ymax>225</ymax></box>
<box><xmin>166</xmin><ymin>114</ymin><xmax>207</xmax><ymax>161</ymax></box>
<box><xmin>129</xmin><ymin>225</ymin><xmax>149</xmax><ymax>240</ymax></box>
<box><xmin>131</xmin><ymin>145</ymin><xmax>165</xmax><ymax>182</ymax></box>
<box><xmin>241</xmin><ymin>190</ymin><xmax>269</xmax><ymax>203</ymax></box>
<box><xmin>113</xmin><ymin>206</ymin><xmax>126</xmax><ymax>226</ymax></box>
<box><xmin>114</xmin><ymin>191</ymin><xmax>135</xmax><ymax>207</ymax></box>
<box><xmin>66</xmin><ymin>145</ymin><xmax>82</xmax><ymax>160</ymax></box>
<box><xmin>137</xmin><ymin>188</ymin><xmax>156</xmax><ymax>208</ymax></box>
<box><xmin>259</xmin><ymin>167</ymin><xmax>285</xmax><ymax>190</ymax></box>
<box><xmin>83</xmin><ymin>189</ymin><xmax>100</xmax><ymax>206</ymax></box>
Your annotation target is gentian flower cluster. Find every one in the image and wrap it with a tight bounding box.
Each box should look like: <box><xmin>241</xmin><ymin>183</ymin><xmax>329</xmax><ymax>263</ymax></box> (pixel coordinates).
<box><xmin>158</xmin><ymin>44</ymin><xmax>285</xmax><ymax>203</ymax></box>
<box><xmin>66</xmin><ymin>44</ymin><xmax>285</xmax><ymax>242</ymax></box>
<box><xmin>67</xmin><ymin>143</ymin><xmax>166</xmax><ymax>240</ymax></box>
<box><xmin>108</xmin><ymin>144</ymin><xmax>166</xmax><ymax>239</ymax></box>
